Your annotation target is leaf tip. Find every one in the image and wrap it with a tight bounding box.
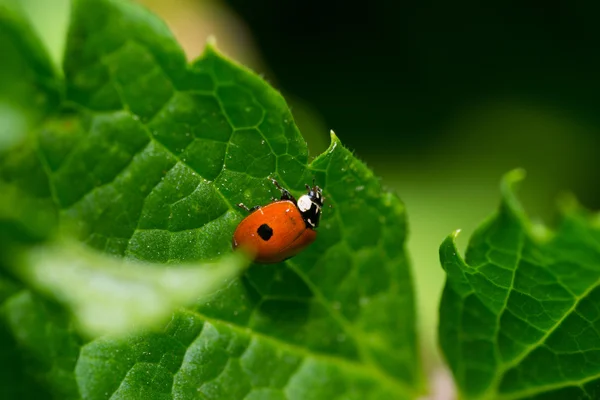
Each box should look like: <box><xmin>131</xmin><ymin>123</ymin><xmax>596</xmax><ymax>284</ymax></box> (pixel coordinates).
<box><xmin>439</xmin><ymin>230</ymin><xmax>462</xmax><ymax>271</ymax></box>
<box><xmin>206</xmin><ymin>34</ymin><xmax>218</xmax><ymax>48</ymax></box>
<box><xmin>501</xmin><ymin>168</ymin><xmax>526</xmax><ymax>193</ymax></box>
<box><xmin>499</xmin><ymin>168</ymin><xmax>527</xmax><ymax>219</ymax></box>
<box><xmin>529</xmin><ymin>218</ymin><xmax>553</xmax><ymax>242</ymax></box>
<box><xmin>329</xmin><ymin>128</ymin><xmax>339</xmax><ymax>141</ymax></box>
<box><xmin>229</xmin><ymin>246</ymin><xmax>255</xmax><ymax>269</ymax></box>
<box><xmin>325</xmin><ymin>129</ymin><xmax>340</xmax><ymax>153</ymax></box>
<box><xmin>203</xmin><ymin>35</ymin><xmax>223</xmax><ymax>59</ymax></box>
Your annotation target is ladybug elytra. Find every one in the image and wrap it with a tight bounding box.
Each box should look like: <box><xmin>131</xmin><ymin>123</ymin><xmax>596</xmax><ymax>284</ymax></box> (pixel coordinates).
<box><xmin>232</xmin><ymin>178</ymin><xmax>324</xmax><ymax>263</ymax></box>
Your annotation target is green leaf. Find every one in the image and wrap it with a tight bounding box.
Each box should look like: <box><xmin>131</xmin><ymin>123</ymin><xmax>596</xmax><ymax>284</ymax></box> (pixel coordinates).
<box><xmin>439</xmin><ymin>169</ymin><xmax>600</xmax><ymax>400</ymax></box>
<box><xmin>0</xmin><ymin>0</ymin><xmax>421</xmax><ymax>397</ymax></box>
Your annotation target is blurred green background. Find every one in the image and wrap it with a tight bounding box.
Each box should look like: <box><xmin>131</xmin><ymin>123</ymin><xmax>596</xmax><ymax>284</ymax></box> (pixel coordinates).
<box><xmin>11</xmin><ymin>0</ymin><xmax>600</xmax><ymax>393</ymax></box>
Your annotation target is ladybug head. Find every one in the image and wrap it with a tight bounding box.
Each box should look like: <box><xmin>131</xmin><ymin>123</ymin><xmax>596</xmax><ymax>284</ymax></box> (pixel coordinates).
<box><xmin>297</xmin><ymin>183</ymin><xmax>324</xmax><ymax>229</ymax></box>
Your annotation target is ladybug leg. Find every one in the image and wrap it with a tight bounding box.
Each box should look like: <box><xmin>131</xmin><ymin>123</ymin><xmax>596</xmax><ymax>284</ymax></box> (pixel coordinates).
<box><xmin>237</xmin><ymin>203</ymin><xmax>250</xmax><ymax>212</ymax></box>
<box><xmin>269</xmin><ymin>177</ymin><xmax>296</xmax><ymax>202</ymax></box>
<box><xmin>279</xmin><ymin>188</ymin><xmax>295</xmax><ymax>202</ymax></box>
<box><xmin>269</xmin><ymin>177</ymin><xmax>285</xmax><ymax>191</ymax></box>
<box><xmin>237</xmin><ymin>203</ymin><xmax>261</xmax><ymax>212</ymax></box>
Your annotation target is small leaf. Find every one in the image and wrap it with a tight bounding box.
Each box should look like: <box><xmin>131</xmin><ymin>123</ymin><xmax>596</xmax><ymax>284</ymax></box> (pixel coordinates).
<box><xmin>439</xmin><ymin>169</ymin><xmax>600</xmax><ymax>400</ymax></box>
<box><xmin>15</xmin><ymin>240</ymin><xmax>248</xmax><ymax>336</ymax></box>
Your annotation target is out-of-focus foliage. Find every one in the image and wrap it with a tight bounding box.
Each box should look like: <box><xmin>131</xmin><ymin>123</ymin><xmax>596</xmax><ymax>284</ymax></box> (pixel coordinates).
<box><xmin>0</xmin><ymin>0</ymin><xmax>60</xmax><ymax>150</ymax></box>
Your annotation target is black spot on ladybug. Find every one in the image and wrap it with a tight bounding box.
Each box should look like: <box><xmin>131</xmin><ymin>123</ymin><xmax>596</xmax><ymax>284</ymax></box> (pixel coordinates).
<box><xmin>257</xmin><ymin>224</ymin><xmax>274</xmax><ymax>241</ymax></box>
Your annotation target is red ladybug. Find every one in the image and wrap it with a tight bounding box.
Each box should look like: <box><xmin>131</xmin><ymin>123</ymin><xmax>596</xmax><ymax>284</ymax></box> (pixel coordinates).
<box><xmin>232</xmin><ymin>178</ymin><xmax>324</xmax><ymax>263</ymax></box>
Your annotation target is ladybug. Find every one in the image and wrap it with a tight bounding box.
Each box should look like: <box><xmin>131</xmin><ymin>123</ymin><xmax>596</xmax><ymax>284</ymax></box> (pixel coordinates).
<box><xmin>232</xmin><ymin>178</ymin><xmax>324</xmax><ymax>263</ymax></box>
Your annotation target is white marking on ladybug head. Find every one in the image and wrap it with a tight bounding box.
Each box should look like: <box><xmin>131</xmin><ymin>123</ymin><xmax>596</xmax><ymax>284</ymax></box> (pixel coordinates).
<box><xmin>297</xmin><ymin>195</ymin><xmax>312</xmax><ymax>212</ymax></box>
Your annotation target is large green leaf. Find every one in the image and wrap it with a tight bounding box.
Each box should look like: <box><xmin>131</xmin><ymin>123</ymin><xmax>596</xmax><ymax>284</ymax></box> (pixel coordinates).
<box><xmin>0</xmin><ymin>0</ymin><xmax>421</xmax><ymax>398</ymax></box>
<box><xmin>439</xmin><ymin>169</ymin><xmax>600</xmax><ymax>400</ymax></box>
